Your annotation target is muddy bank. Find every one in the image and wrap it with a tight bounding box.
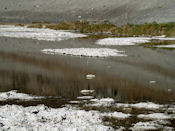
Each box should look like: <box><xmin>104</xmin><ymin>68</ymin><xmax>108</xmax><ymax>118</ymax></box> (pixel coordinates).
<box><xmin>0</xmin><ymin>0</ymin><xmax>175</xmax><ymax>25</ymax></box>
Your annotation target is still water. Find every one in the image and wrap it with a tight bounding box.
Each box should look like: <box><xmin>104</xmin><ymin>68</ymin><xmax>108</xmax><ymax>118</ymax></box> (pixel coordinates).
<box><xmin>0</xmin><ymin>35</ymin><xmax>175</xmax><ymax>108</ymax></box>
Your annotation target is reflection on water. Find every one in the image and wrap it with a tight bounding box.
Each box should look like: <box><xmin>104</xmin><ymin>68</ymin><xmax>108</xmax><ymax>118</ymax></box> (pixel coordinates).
<box><xmin>0</xmin><ymin>51</ymin><xmax>174</xmax><ymax>107</ymax></box>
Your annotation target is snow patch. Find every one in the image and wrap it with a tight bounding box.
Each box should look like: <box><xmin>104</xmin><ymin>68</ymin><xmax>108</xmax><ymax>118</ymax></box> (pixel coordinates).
<box><xmin>0</xmin><ymin>25</ymin><xmax>86</xmax><ymax>41</ymax></box>
<box><xmin>41</xmin><ymin>48</ymin><xmax>127</xmax><ymax>57</ymax></box>
<box><xmin>0</xmin><ymin>90</ymin><xmax>44</xmax><ymax>101</ymax></box>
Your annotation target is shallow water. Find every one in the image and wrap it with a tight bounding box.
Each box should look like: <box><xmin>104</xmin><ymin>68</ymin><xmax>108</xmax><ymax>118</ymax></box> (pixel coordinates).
<box><xmin>0</xmin><ymin>35</ymin><xmax>175</xmax><ymax>106</ymax></box>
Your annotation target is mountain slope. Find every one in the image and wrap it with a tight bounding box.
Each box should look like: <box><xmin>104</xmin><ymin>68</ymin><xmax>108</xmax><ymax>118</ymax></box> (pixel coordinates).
<box><xmin>0</xmin><ymin>0</ymin><xmax>175</xmax><ymax>25</ymax></box>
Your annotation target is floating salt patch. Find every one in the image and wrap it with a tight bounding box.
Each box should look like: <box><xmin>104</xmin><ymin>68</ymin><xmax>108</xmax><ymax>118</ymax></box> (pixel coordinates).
<box><xmin>167</xmin><ymin>106</ymin><xmax>175</xmax><ymax>113</ymax></box>
<box><xmin>0</xmin><ymin>90</ymin><xmax>44</xmax><ymax>101</ymax></box>
<box><xmin>90</xmin><ymin>99</ymin><xmax>99</xmax><ymax>102</ymax></box>
<box><xmin>168</xmin><ymin>89</ymin><xmax>172</xmax><ymax>92</ymax></box>
<box><xmin>77</xmin><ymin>96</ymin><xmax>94</xmax><ymax>99</ymax></box>
<box><xmin>116</xmin><ymin>102</ymin><xmax>161</xmax><ymax>110</ymax></box>
<box><xmin>69</xmin><ymin>101</ymin><xmax>80</xmax><ymax>104</ymax></box>
<box><xmin>96</xmin><ymin>37</ymin><xmax>151</xmax><ymax>46</ymax></box>
<box><xmin>87</xmin><ymin>98</ymin><xmax>115</xmax><ymax>107</ymax></box>
<box><xmin>89</xmin><ymin>98</ymin><xmax>115</xmax><ymax>104</ymax></box>
<box><xmin>152</xmin><ymin>35</ymin><xmax>166</xmax><ymax>38</ymax></box>
<box><xmin>86</xmin><ymin>74</ymin><xmax>96</xmax><ymax>80</ymax></box>
<box><xmin>80</xmin><ymin>90</ymin><xmax>95</xmax><ymax>95</ymax></box>
<box><xmin>0</xmin><ymin>25</ymin><xmax>86</xmax><ymax>41</ymax></box>
<box><xmin>41</xmin><ymin>48</ymin><xmax>127</xmax><ymax>57</ymax></box>
<box><xmin>138</xmin><ymin>113</ymin><xmax>172</xmax><ymax>120</ymax></box>
<box><xmin>131</xmin><ymin>102</ymin><xmax>161</xmax><ymax>109</ymax></box>
<box><xmin>98</xmin><ymin>98</ymin><xmax>115</xmax><ymax>103</ymax></box>
<box><xmin>102</xmin><ymin>112</ymin><xmax>131</xmax><ymax>119</ymax></box>
<box><xmin>155</xmin><ymin>44</ymin><xmax>175</xmax><ymax>48</ymax></box>
<box><xmin>152</xmin><ymin>36</ymin><xmax>175</xmax><ymax>41</ymax></box>
<box><xmin>78</xmin><ymin>16</ymin><xmax>82</xmax><ymax>19</ymax></box>
<box><xmin>117</xmin><ymin>127</ymin><xmax>126</xmax><ymax>130</ymax></box>
<box><xmin>149</xmin><ymin>81</ymin><xmax>156</xmax><ymax>84</ymax></box>
<box><xmin>130</xmin><ymin>121</ymin><xmax>159</xmax><ymax>131</ymax></box>
<box><xmin>96</xmin><ymin>36</ymin><xmax>175</xmax><ymax>46</ymax></box>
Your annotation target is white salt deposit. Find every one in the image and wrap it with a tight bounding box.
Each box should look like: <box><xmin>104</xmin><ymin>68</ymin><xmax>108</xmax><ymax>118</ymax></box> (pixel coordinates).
<box><xmin>0</xmin><ymin>25</ymin><xmax>86</xmax><ymax>41</ymax></box>
<box><xmin>96</xmin><ymin>36</ymin><xmax>175</xmax><ymax>46</ymax></box>
<box><xmin>41</xmin><ymin>48</ymin><xmax>127</xmax><ymax>57</ymax></box>
<box><xmin>97</xmin><ymin>98</ymin><xmax>115</xmax><ymax>103</ymax></box>
<box><xmin>0</xmin><ymin>105</ymin><xmax>113</xmax><ymax>131</ymax></box>
<box><xmin>116</xmin><ymin>102</ymin><xmax>161</xmax><ymax>110</ymax></box>
<box><xmin>149</xmin><ymin>81</ymin><xmax>157</xmax><ymax>84</ymax></box>
<box><xmin>130</xmin><ymin>121</ymin><xmax>159</xmax><ymax>131</ymax></box>
<box><xmin>130</xmin><ymin>102</ymin><xmax>161</xmax><ymax>109</ymax></box>
<box><xmin>102</xmin><ymin>112</ymin><xmax>131</xmax><ymax>119</ymax></box>
<box><xmin>90</xmin><ymin>99</ymin><xmax>99</xmax><ymax>102</ymax></box>
<box><xmin>86</xmin><ymin>74</ymin><xmax>96</xmax><ymax>79</ymax></box>
<box><xmin>138</xmin><ymin>113</ymin><xmax>173</xmax><ymax>120</ymax></box>
<box><xmin>96</xmin><ymin>37</ymin><xmax>151</xmax><ymax>46</ymax></box>
<box><xmin>87</xmin><ymin>98</ymin><xmax>115</xmax><ymax>107</ymax></box>
<box><xmin>69</xmin><ymin>101</ymin><xmax>80</xmax><ymax>104</ymax></box>
<box><xmin>167</xmin><ymin>106</ymin><xmax>175</xmax><ymax>113</ymax></box>
<box><xmin>0</xmin><ymin>90</ymin><xmax>174</xmax><ymax>130</ymax></box>
<box><xmin>156</xmin><ymin>44</ymin><xmax>175</xmax><ymax>48</ymax></box>
<box><xmin>87</xmin><ymin>100</ymin><xmax>161</xmax><ymax>110</ymax></box>
<box><xmin>152</xmin><ymin>36</ymin><xmax>175</xmax><ymax>41</ymax></box>
<box><xmin>0</xmin><ymin>90</ymin><xmax>44</xmax><ymax>101</ymax></box>
<box><xmin>168</xmin><ymin>89</ymin><xmax>172</xmax><ymax>92</ymax></box>
<box><xmin>80</xmin><ymin>90</ymin><xmax>95</xmax><ymax>95</ymax></box>
<box><xmin>131</xmin><ymin>120</ymin><xmax>174</xmax><ymax>131</ymax></box>
<box><xmin>77</xmin><ymin>96</ymin><xmax>94</xmax><ymax>99</ymax></box>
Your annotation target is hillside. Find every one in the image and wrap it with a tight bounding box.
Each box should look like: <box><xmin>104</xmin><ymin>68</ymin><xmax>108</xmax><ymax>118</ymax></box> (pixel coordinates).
<box><xmin>0</xmin><ymin>0</ymin><xmax>175</xmax><ymax>25</ymax></box>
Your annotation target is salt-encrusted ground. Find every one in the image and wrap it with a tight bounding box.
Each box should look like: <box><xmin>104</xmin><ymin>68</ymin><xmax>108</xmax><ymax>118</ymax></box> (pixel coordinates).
<box><xmin>0</xmin><ymin>90</ymin><xmax>174</xmax><ymax>130</ymax></box>
<box><xmin>0</xmin><ymin>105</ymin><xmax>113</xmax><ymax>131</ymax></box>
